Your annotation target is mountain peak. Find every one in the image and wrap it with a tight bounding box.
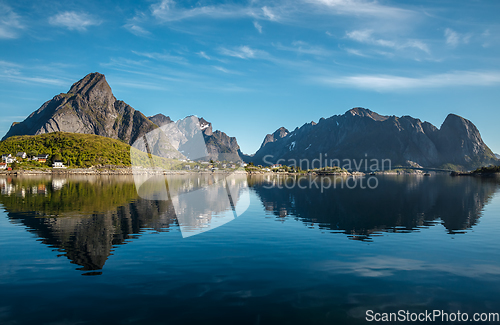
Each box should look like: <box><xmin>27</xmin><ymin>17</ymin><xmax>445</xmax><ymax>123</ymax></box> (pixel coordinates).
<box><xmin>148</xmin><ymin>114</ymin><xmax>172</xmax><ymax>127</ymax></box>
<box><xmin>68</xmin><ymin>72</ymin><xmax>113</xmax><ymax>102</ymax></box>
<box><xmin>1</xmin><ymin>72</ymin><xmax>156</xmax><ymax>144</ymax></box>
<box><xmin>258</xmin><ymin>127</ymin><xmax>289</xmax><ymax>150</ymax></box>
<box><xmin>346</xmin><ymin>107</ymin><xmax>388</xmax><ymax>121</ymax></box>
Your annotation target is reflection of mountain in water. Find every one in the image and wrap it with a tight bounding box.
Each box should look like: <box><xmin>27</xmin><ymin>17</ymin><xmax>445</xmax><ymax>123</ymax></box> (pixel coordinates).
<box><xmin>249</xmin><ymin>175</ymin><xmax>500</xmax><ymax>240</ymax></box>
<box><xmin>135</xmin><ymin>173</ymin><xmax>250</xmax><ymax>237</ymax></box>
<box><xmin>0</xmin><ymin>174</ymin><xmax>249</xmax><ymax>272</ymax></box>
<box><xmin>0</xmin><ymin>176</ymin><xmax>177</xmax><ymax>273</ymax></box>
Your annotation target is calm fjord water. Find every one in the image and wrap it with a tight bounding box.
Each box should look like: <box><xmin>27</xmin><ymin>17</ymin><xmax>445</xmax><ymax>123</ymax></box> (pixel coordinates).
<box><xmin>1</xmin><ymin>174</ymin><xmax>500</xmax><ymax>324</ymax></box>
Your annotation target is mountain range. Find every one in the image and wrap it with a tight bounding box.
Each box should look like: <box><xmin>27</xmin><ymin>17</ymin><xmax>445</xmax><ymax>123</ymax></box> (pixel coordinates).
<box><xmin>2</xmin><ymin>73</ymin><xmax>242</xmax><ymax>162</ymax></box>
<box><xmin>248</xmin><ymin>107</ymin><xmax>497</xmax><ymax>170</ymax></box>
<box><xmin>2</xmin><ymin>72</ymin><xmax>498</xmax><ymax>170</ymax></box>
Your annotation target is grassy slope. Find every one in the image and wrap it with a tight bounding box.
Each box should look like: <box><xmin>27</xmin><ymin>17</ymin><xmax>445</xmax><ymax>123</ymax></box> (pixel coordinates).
<box><xmin>0</xmin><ymin>132</ymin><xmax>175</xmax><ymax>168</ymax></box>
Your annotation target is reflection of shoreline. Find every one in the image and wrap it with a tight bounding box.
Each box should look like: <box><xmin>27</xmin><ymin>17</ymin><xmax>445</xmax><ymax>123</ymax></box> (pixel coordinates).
<box><xmin>1</xmin><ymin>168</ymin><xmax>463</xmax><ymax>176</ymax></box>
<box><xmin>0</xmin><ymin>169</ymin><xmax>248</xmax><ymax>175</ymax></box>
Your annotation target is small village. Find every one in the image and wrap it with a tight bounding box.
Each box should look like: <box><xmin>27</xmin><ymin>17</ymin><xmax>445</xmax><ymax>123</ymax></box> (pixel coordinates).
<box><xmin>0</xmin><ymin>152</ymin><xmax>65</xmax><ymax>170</ymax></box>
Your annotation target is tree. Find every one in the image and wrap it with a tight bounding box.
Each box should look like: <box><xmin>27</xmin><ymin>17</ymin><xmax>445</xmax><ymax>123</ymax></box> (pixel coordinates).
<box><xmin>52</xmin><ymin>153</ymin><xmax>62</xmax><ymax>162</ymax></box>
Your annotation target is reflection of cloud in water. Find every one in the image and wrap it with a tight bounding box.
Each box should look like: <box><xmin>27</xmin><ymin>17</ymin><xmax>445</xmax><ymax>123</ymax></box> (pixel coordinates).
<box><xmin>317</xmin><ymin>256</ymin><xmax>500</xmax><ymax>278</ymax></box>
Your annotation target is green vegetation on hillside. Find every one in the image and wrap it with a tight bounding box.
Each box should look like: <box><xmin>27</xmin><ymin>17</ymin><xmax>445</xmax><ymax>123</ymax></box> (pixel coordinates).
<box><xmin>0</xmin><ymin>132</ymin><xmax>177</xmax><ymax>168</ymax></box>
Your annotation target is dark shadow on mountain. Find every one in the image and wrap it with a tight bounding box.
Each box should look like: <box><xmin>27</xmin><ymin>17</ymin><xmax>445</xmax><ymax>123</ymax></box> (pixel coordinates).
<box><xmin>248</xmin><ymin>175</ymin><xmax>500</xmax><ymax>241</ymax></box>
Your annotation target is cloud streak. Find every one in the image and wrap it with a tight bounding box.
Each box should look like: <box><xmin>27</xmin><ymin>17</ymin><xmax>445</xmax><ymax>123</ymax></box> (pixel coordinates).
<box><xmin>274</xmin><ymin>41</ymin><xmax>332</xmax><ymax>56</ymax></box>
<box><xmin>319</xmin><ymin>71</ymin><xmax>500</xmax><ymax>91</ymax></box>
<box><xmin>131</xmin><ymin>50</ymin><xmax>187</xmax><ymax>65</ymax></box>
<box><xmin>219</xmin><ymin>46</ymin><xmax>268</xmax><ymax>59</ymax></box>
<box><xmin>151</xmin><ymin>0</ymin><xmax>261</xmax><ymax>22</ymax></box>
<box><xmin>0</xmin><ymin>4</ymin><xmax>23</xmax><ymax>39</ymax></box>
<box><xmin>49</xmin><ymin>11</ymin><xmax>101</xmax><ymax>31</ymax></box>
<box><xmin>346</xmin><ymin>29</ymin><xmax>430</xmax><ymax>53</ymax></box>
<box><xmin>304</xmin><ymin>0</ymin><xmax>415</xmax><ymax>20</ymax></box>
<box><xmin>253</xmin><ymin>21</ymin><xmax>263</xmax><ymax>33</ymax></box>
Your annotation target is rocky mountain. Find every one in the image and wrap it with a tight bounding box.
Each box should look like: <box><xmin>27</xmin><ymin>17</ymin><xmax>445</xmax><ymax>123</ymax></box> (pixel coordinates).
<box><xmin>249</xmin><ymin>107</ymin><xmax>497</xmax><ymax>170</ymax></box>
<box><xmin>2</xmin><ymin>73</ymin><xmax>157</xmax><ymax>145</ymax></box>
<box><xmin>148</xmin><ymin>113</ymin><xmax>173</xmax><ymax>127</ymax></box>
<box><xmin>2</xmin><ymin>73</ymin><xmax>242</xmax><ymax>162</ymax></box>
<box><xmin>198</xmin><ymin>117</ymin><xmax>242</xmax><ymax>162</ymax></box>
<box><xmin>139</xmin><ymin>113</ymin><xmax>241</xmax><ymax>162</ymax></box>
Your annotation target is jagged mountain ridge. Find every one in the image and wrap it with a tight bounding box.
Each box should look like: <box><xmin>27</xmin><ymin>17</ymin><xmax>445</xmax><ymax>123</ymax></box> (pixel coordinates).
<box><xmin>2</xmin><ymin>73</ymin><xmax>242</xmax><ymax>162</ymax></box>
<box><xmin>2</xmin><ymin>73</ymin><xmax>496</xmax><ymax>168</ymax></box>
<box><xmin>141</xmin><ymin>113</ymin><xmax>241</xmax><ymax>162</ymax></box>
<box><xmin>2</xmin><ymin>73</ymin><xmax>157</xmax><ymax>145</ymax></box>
<box><xmin>249</xmin><ymin>107</ymin><xmax>497</xmax><ymax>170</ymax></box>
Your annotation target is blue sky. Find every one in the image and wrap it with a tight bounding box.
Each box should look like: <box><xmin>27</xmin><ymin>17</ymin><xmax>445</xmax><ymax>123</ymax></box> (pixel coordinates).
<box><xmin>0</xmin><ymin>0</ymin><xmax>499</xmax><ymax>154</ymax></box>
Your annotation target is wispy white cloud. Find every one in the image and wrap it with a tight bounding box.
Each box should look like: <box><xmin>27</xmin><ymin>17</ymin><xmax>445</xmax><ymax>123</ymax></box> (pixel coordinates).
<box><xmin>219</xmin><ymin>46</ymin><xmax>267</xmax><ymax>59</ymax></box>
<box><xmin>212</xmin><ymin>66</ymin><xmax>240</xmax><ymax>74</ymax></box>
<box><xmin>253</xmin><ymin>21</ymin><xmax>263</xmax><ymax>33</ymax></box>
<box><xmin>319</xmin><ymin>256</ymin><xmax>500</xmax><ymax>278</ymax></box>
<box><xmin>0</xmin><ymin>4</ymin><xmax>23</xmax><ymax>39</ymax></box>
<box><xmin>125</xmin><ymin>24</ymin><xmax>150</xmax><ymax>36</ymax></box>
<box><xmin>1</xmin><ymin>74</ymin><xmax>67</xmax><ymax>86</ymax></box>
<box><xmin>123</xmin><ymin>12</ymin><xmax>151</xmax><ymax>36</ymax></box>
<box><xmin>444</xmin><ymin>28</ymin><xmax>471</xmax><ymax>48</ymax></box>
<box><xmin>344</xmin><ymin>48</ymin><xmax>368</xmax><ymax>57</ymax></box>
<box><xmin>131</xmin><ymin>50</ymin><xmax>187</xmax><ymax>65</ymax></box>
<box><xmin>0</xmin><ymin>60</ymin><xmax>73</xmax><ymax>87</ymax></box>
<box><xmin>197</xmin><ymin>51</ymin><xmax>211</xmax><ymax>60</ymax></box>
<box><xmin>49</xmin><ymin>11</ymin><xmax>101</xmax><ymax>31</ymax></box>
<box><xmin>274</xmin><ymin>41</ymin><xmax>332</xmax><ymax>56</ymax></box>
<box><xmin>304</xmin><ymin>0</ymin><xmax>415</xmax><ymax>20</ymax></box>
<box><xmin>261</xmin><ymin>6</ymin><xmax>277</xmax><ymax>21</ymax></box>
<box><xmin>346</xmin><ymin>29</ymin><xmax>430</xmax><ymax>53</ymax></box>
<box><xmin>318</xmin><ymin>71</ymin><xmax>500</xmax><ymax>91</ymax></box>
<box><xmin>151</xmin><ymin>0</ymin><xmax>259</xmax><ymax>22</ymax></box>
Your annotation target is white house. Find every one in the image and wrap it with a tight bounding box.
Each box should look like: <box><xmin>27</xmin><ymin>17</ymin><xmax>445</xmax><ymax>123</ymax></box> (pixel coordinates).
<box><xmin>0</xmin><ymin>163</ymin><xmax>7</xmax><ymax>170</ymax></box>
<box><xmin>52</xmin><ymin>161</ymin><xmax>65</xmax><ymax>168</ymax></box>
<box><xmin>1</xmin><ymin>154</ymin><xmax>15</xmax><ymax>164</ymax></box>
<box><xmin>16</xmin><ymin>152</ymin><xmax>27</xmax><ymax>159</ymax></box>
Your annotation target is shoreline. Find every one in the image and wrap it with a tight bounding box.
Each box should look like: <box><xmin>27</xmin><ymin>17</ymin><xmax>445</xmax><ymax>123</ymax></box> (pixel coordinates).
<box><xmin>0</xmin><ymin>168</ymin><xmax>249</xmax><ymax>176</ymax></box>
<box><xmin>0</xmin><ymin>168</ymin><xmax>455</xmax><ymax>176</ymax></box>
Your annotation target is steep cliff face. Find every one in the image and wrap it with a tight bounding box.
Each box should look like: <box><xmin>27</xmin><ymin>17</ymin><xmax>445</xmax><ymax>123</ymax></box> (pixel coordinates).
<box><xmin>432</xmin><ymin>114</ymin><xmax>496</xmax><ymax>167</ymax></box>
<box><xmin>198</xmin><ymin>117</ymin><xmax>242</xmax><ymax>162</ymax></box>
<box><xmin>249</xmin><ymin>108</ymin><xmax>497</xmax><ymax>170</ymax></box>
<box><xmin>2</xmin><ymin>73</ymin><xmax>157</xmax><ymax>145</ymax></box>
